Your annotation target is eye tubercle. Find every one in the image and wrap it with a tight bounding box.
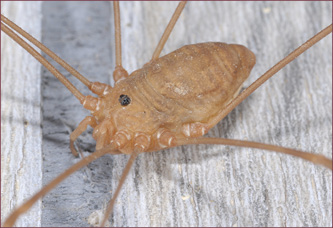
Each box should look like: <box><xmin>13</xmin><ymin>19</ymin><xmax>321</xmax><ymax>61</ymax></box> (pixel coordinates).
<box><xmin>119</xmin><ymin>94</ymin><xmax>131</xmax><ymax>106</ymax></box>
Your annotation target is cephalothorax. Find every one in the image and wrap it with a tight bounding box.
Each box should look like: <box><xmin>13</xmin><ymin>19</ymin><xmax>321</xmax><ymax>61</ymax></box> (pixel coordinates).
<box><xmin>1</xmin><ymin>1</ymin><xmax>332</xmax><ymax>227</ymax></box>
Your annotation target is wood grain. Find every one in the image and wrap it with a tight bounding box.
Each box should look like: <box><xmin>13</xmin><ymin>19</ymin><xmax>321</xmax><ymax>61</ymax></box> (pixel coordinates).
<box><xmin>1</xmin><ymin>1</ymin><xmax>332</xmax><ymax>227</ymax></box>
<box><xmin>1</xmin><ymin>2</ymin><xmax>42</xmax><ymax>227</ymax></box>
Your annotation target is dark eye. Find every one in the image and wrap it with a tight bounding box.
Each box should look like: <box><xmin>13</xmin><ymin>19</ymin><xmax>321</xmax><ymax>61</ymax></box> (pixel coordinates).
<box><xmin>119</xmin><ymin>94</ymin><xmax>131</xmax><ymax>106</ymax></box>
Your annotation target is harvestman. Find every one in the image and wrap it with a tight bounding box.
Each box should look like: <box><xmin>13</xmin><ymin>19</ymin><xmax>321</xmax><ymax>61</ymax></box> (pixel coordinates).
<box><xmin>1</xmin><ymin>1</ymin><xmax>330</xmax><ymax>226</ymax></box>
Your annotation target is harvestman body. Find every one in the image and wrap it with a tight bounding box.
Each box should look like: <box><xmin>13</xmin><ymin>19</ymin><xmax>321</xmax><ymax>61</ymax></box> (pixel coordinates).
<box><xmin>1</xmin><ymin>1</ymin><xmax>332</xmax><ymax>226</ymax></box>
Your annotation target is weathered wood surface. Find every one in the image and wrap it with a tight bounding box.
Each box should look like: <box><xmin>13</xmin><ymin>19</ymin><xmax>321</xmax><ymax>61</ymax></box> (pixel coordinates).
<box><xmin>1</xmin><ymin>1</ymin><xmax>332</xmax><ymax>227</ymax></box>
<box><xmin>1</xmin><ymin>2</ymin><xmax>42</xmax><ymax>227</ymax></box>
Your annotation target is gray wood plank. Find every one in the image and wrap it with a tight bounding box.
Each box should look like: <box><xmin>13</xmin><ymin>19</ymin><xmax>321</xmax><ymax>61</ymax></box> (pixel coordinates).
<box><xmin>1</xmin><ymin>2</ymin><xmax>42</xmax><ymax>227</ymax></box>
<box><xmin>2</xmin><ymin>1</ymin><xmax>332</xmax><ymax>227</ymax></box>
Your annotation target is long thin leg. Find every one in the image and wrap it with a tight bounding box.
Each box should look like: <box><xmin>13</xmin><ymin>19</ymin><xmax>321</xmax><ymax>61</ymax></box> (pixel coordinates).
<box><xmin>3</xmin><ymin>144</ymin><xmax>117</xmax><ymax>227</ymax></box>
<box><xmin>100</xmin><ymin>147</ymin><xmax>141</xmax><ymax>227</ymax></box>
<box><xmin>70</xmin><ymin>116</ymin><xmax>98</xmax><ymax>157</ymax></box>
<box><xmin>176</xmin><ymin>137</ymin><xmax>332</xmax><ymax>170</ymax></box>
<box><xmin>113</xmin><ymin>1</ymin><xmax>123</xmax><ymax>70</ymax></box>
<box><xmin>1</xmin><ymin>14</ymin><xmax>111</xmax><ymax>96</ymax></box>
<box><xmin>1</xmin><ymin>14</ymin><xmax>93</xmax><ymax>89</ymax></box>
<box><xmin>151</xmin><ymin>1</ymin><xmax>187</xmax><ymax>61</ymax></box>
<box><xmin>1</xmin><ymin>21</ymin><xmax>86</xmax><ymax>103</ymax></box>
<box><xmin>208</xmin><ymin>24</ymin><xmax>332</xmax><ymax>129</ymax></box>
<box><xmin>113</xmin><ymin>1</ymin><xmax>129</xmax><ymax>83</ymax></box>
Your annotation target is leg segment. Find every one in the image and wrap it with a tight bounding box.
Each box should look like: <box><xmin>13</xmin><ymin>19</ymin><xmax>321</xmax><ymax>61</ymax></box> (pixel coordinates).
<box><xmin>70</xmin><ymin>116</ymin><xmax>98</xmax><ymax>157</ymax></box>
<box><xmin>89</xmin><ymin>81</ymin><xmax>112</xmax><ymax>96</ymax></box>
<box><xmin>182</xmin><ymin>122</ymin><xmax>209</xmax><ymax>138</ymax></box>
<box><xmin>151</xmin><ymin>1</ymin><xmax>187</xmax><ymax>61</ymax></box>
<box><xmin>113</xmin><ymin>1</ymin><xmax>128</xmax><ymax>83</ymax></box>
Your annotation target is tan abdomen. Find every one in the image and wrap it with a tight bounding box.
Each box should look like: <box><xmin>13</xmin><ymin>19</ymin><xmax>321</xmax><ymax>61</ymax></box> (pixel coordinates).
<box><xmin>141</xmin><ymin>42</ymin><xmax>256</xmax><ymax>126</ymax></box>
